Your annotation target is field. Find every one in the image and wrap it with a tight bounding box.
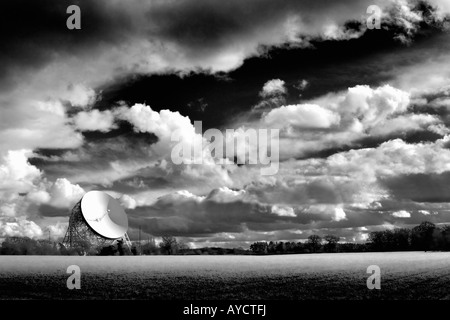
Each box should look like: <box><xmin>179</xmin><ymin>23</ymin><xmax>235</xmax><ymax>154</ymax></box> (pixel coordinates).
<box><xmin>0</xmin><ymin>252</ymin><xmax>449</xmax><ymax>300</ymax></box>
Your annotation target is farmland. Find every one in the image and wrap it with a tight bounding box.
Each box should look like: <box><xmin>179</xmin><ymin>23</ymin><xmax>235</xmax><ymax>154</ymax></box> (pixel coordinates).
<box><xmin>0</xmin><ymin>252</ymin><xmax>449</xmax><ymax>300</ymax></box>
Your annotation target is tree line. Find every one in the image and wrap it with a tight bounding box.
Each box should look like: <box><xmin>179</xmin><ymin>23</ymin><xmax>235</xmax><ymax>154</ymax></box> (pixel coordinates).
<box><xmin>1</xmin><ymin>221</ymin><xmax>449</xmax><ymax>255</ymax></box>
<box><xmin>0</xmin><ymin>235</ymin><xmax>237</xmax><ymax>256</ymax></box>
<box><xmin>249</xmin><ymin>235</ymin><xmax>366</xmax><ymax>254</ymax></box>
<box><xmin>249</xmin><ymin>221</ymin><xmax>450</xmax><ymax>254</ymax></box>
<box><xmin>0</xmin><ymin>235</ymin><xmax>247</xmax><ymax>256</ymax></box>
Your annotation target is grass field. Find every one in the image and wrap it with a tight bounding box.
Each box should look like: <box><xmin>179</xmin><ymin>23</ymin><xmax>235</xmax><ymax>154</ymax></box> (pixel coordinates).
<box><xmin>0</xmin><ymin>252</ymin><xmax>449</xmax><ymax>300</ymax></box>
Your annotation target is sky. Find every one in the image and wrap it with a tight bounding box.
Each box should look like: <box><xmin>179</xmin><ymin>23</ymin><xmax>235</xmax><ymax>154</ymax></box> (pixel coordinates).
<box><xmin>1</xmin><ymin>0</ymin><xmax>450</xmax><ymax>248</ymax></box>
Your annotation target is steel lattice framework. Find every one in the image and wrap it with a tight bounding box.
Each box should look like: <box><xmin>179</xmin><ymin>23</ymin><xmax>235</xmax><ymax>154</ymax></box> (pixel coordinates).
<box><xmin>62</xmin><ymin>200</ymin><xmax>116</xmax><ymax>250</ymax></box>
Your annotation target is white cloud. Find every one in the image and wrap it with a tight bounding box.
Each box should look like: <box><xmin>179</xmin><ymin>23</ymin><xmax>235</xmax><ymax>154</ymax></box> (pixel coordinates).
<box><xmin>428</xmin><ymin>0</ymin><xmax>450</xmax><ymax>16</ymax></box>
<box><xmin>327</xmin><ymin>137</ymin><xmax>450</xmax><ymax>179</ymax></box>
<box><xmin>264</xmin><ymin>103</ymin><xmax>340</xmax><ymax>129</ymax></box>
<box><xmin>418</xmin><ymin>210</ymin><xmax>438</xmax><ymax>215</ymax></box>
<box><xmin>206</xmin><ymin>187</ymin><xmax>246</xmax><ymax>202</ymax></box>
<box><xmin>368</xmin><ymin>114</ymin><xmax>440</xmax><ymax>137</ymax></box>
<box><xmin>260</xmin><ymin>79</ymin><xmax>287</xmax><ymax>98</ymax></box>
<box><xmin>0</xmin><ymin>98</ymin><xmax>83</xmax><ymax>153</ymax></box>
<box><xmin>392</xmin><ymin>210</ymin><xmax>411</xmax><ymax>218</ymax></box>
<box><xmin>115</xmin><ymin>103</ymin><xmax>234</xmax><ymax>187</ymax></box>
<box><xmin>331</xmin><ymin>85</ymin><xmax>410</xmax><ymax>129</ymax></box>
<box><xmin>0</xmin><ymin>217</ymin><xmax>43</xmax><ymax>238</ymax></box>
<box><xmin>254</xmin><ymin>84</ymin><xmax>415</xmax><ymax>160</ymax></box>
<box><xmin>272</xmin><ymin>204</ymin><xmax>296</xmax><ymax>217</ymax></box>
<box><xmin>26</xmin><ymin>190</ymin><xmax>51</xmax><ymax>205</ymax></box>
<box><xmin>74</xmin><ymin>109</ymin><xmax>117</xmax><ymax>132</ymax></box>
<box><xmin>115</xmin><ymin>103</ymin><xmax>199</xmax><ymax>158</ymax></box>
<box><xmin>0</xmin><ymin>150</ymin><xmax>42</xmax><ymax>193</ymax></box>
<box><xmin>333</xmin><ymin>207</ymin><xmax>347</xmax><ymax>221</ymax></box>
<box><xmin>0</xmin><ymin>217</ymin><xmax>67</xmax><ymax>239</ymax></box>
<box><xmin>0</xmin><ymin>203</ymin><xmax>18</xmax><ymax>218</ymax></box>
<box><xmin>61</xmin><ymin>84</ymin><xmax>96</xmax><ymax>108</ymax></box>
<box><xmin>48</xmin><ymin>178</ymin><xmax>85</xmax><ymax>208</ymax></box>
<box><xmin>323</xmin><ymin>23</ymin><xmax>364</xmax><ymax>40</ymax></box>
<box><xmin>119</xmin><ymin>194</ymin><xmax>137</xmax><ymax>210</ymax></box>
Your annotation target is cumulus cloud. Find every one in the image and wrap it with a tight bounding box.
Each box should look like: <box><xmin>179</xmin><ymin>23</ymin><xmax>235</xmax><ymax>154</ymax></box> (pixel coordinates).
<box><xmin>73</xmin><ymin>109</ymin><xmax>117</xmax><ymax>132</ymax></box>
<box><xmin>326</xmin><ymin>137</ymin><xmax>450</xmax><ymax>179</ymax></box>
<box><xmin>392</xmin><ymin>210</ymin><xmax>411</xmax><ymax>218</ymax></box>
<box><xmin>0</xmin><ymin>0</ymin><xmax>441</xmax><ymax>155</ymax></box>
<box><xmin>232</xmin><ymin>84</ymin><xmax>418</xmax><ymax>174</ymax></box>
<box><xmin>384</xmin><ymin>0</ymin><xmax>425</xmax><ymax>44</ymax></box>
<box><xmin>0</xmin><ymin>216</ymin><xmax>68</xmax><ymax>239</ymax></box>
<box><xmin>115</xmin><ymin>103</ymin><xmax>201</xmax><ymax>159</ymax></box>
<box><xmin>368</xmin><ymin>114</ymin><xmax>441</xmax><ymax>136</ymax></box>
<box><xmin>0</xmin><ymin>150</ymin><xmax>42</xmax><ymax>193</ymax></box>
<box><xmin>115</xmin><ymin>103</ymin><xmax>234</xmax><ymax>186</ymax></box>
<box><xmin>264</xmin><ymin>104</ymin><xmax>340</xmax><ymax>129</ymax></box>
<box><xmin>250</xmin><ymin>84</ymin><xmax>421</xmax><ymax>160</ymax></box>
<box><xmin>253</xmin><ymin>79</ymin><xmax>288</xmax><ymax>112</ymax></box>
<box><xmin>26</xmin><ymin>190</ymin><xmax>51</xmax><ymax>205</ymax></box>
<box><xmin>61</xmin><ymin>84</ymin><xmax>96</xmax><ymax>108</ymax></box>
<box><xmin>260</xmin><ymin>79</ymin><xmax>287</xmax><ymax>98</ymax></box>
<box><xmin>0</xmin><ymin>98</ymin><xmax>83</xmax><ymax>153</ymax></box>
<box><xmin>1</xmin><ymin>0</ymin><xmax>450</xmax><ymax>243</ymax></box>
<box><xmin>206</xmin><ymin>187</ymin><xmax>246</xmax><ymax>202</ymax></box>
<box><xmin>322</xmin><ymin>84</ymin><xmax>411</xmax><ymax>130</ymax></box>
<box><xmin>0</xmin><ymin>217</ymin><xmax>43</xmax><ymax>238</ymax></box>
<box><xmin>333</xmin><ymin>207</ymin><xmax>348</xmax><ymax>222</ymax></box>
<box><xmin>119</xmin><ymin>194</ymin><xmax>137</xmax><ymax>210</ymax></box>
<box><xmin>272</xmin><ymin>205</ymin><xmax>296</xmax><ymax>217</ymax></box>
<box><xmin>47</xmin><ymin>178</ymin><xmax>85</xmax><ymax>208</ymax></box>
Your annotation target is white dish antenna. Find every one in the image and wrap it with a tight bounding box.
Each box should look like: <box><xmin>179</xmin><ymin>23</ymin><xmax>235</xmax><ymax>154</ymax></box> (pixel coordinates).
<box><xmin>81</xmin><ymin>191</ymin><xmax>128</xmax><ymax>239</ymax></box>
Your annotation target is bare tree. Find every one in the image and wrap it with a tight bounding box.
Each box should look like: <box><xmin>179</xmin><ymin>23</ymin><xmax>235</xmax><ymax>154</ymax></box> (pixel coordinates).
<box><xmin>159</xmin><ymin>236</ymin><xmax>178</xmax><ymax>255</ymax></box>
<box><xmin>324</xmin><ymin>235</ymin><xmax>340</xmax><ymax>253</ymax></box>
<box><xmin>307</xmin><ymin>235</ymin><xmax>322</xmax><ymax>253</ymax></box>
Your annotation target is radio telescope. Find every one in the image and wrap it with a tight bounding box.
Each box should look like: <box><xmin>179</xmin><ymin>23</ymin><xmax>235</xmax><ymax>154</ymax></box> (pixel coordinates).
<box><xmin>62</xmin><ymin>191</ymin><xmax>132</xmax><ymax>252</ymax></box>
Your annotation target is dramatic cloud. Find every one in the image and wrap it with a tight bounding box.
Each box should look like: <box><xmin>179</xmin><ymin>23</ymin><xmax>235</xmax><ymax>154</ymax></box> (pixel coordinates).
<box><xmin>252</xmin><ymin>84</ymin><xmax>426</xmax><ymax>160</ymax></box>
<box><xmin>2</xmin><ymin>0</ymin><xmax>450</xmax><ymax>242</ymax></box>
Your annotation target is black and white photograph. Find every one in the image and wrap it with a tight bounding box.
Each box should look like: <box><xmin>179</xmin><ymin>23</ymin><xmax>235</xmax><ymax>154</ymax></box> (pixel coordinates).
<box><xmin>1</xmin><ymin>0</ymin><xmax>450</xmax><ymax>314</ymax></box>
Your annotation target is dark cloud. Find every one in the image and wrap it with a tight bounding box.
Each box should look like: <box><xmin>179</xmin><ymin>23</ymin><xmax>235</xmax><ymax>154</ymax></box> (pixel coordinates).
<box><xmin>381</xmin><ymin>172</ymin><xmax>450</xmax><ymax>202</ymax></box>
<box><xmin>2</xmin><ymin>0</ymin><xmax>450</xmax><ymax>243</ymax></box>
<box><xmin>1</xmin><ymin>0</ymin><xmax>446</xmax><ymax>94</ymax></box>
<box><xmin>0</xmin><ymin>0</ymin><xmax>132</xmax><ymax>90</ymax></box>
<box><xmin>29</xmin><ymin>131</ymin><xmax>158</xmax><ymax>187</ymax></box>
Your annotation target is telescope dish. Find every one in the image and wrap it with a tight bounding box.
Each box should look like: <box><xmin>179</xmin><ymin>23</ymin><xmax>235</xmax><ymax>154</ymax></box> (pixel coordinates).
<box><xmin>80</xmin><ymin>191</ymin><xmax>128</xmax><ymax>239</ymax></box>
